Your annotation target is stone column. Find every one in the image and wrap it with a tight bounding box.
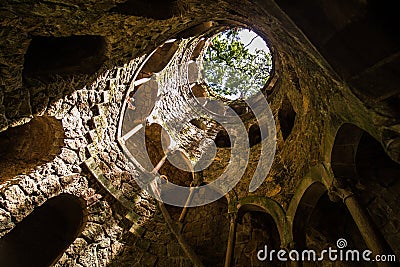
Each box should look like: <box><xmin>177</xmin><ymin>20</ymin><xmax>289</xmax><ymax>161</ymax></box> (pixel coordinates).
<box><xmin>329</xmin><ymin>186</ymin><xmax>393</xmax><ymax>267</ymax></box>
<box><xmin>224</xmin><ymin>212</ymin><xmax>237</xmax><ymax>267</ymax></box>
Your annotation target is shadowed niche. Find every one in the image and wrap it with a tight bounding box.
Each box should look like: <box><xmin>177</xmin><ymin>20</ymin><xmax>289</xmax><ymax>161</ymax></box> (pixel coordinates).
<box><xmin>23</xmin><ymin>35</ymin><xmax>107</xmax><ymax>82</ymax></box>
<box><xmin>0</xmin><ymin>116</ymin><xmax>65</xmax><ymax>182</ymax></box>
<box><xmin>215</xmin><ymin>129</ymin><xmax>231</xmax><ymax>148</ymax></box>
<box><xmin>110</xmin><ymin>0</ymin><xmax>178</xmax><ymax>20</ymax></box>
<box><xmin>0</xmin><ymin>194</ymin><xmax>87</xmax><ymax>267</ymax></box>
<box><xmin>278</xmin><ymin>96</ymin><xmax>296</xmax><ymax>141</ymax></box>
<box><xmin>293</xmin><ymin>183</ymin><xmax>367</xmax><ymax>266</ymax></box>
<box><xmin>331</xmin><ymin>123</ymin><xmax>399</xmax><ymax>256</ymax></box>
<box><xmin>235</xmin><ymin>205</ymin><xmax>283</xmax><ymax>266</ymax></box>
<box><xmin>248</xmin><ymin>123</ymin><xmax>262</xmax><ymax>147</ymax></box>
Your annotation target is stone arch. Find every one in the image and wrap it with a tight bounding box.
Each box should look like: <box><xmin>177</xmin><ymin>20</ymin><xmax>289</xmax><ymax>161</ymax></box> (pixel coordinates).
<box><xmin>291</xmin><ymin>181</ymin><xmax>327</xmax><ymax>250</ymax></box>
<box><xmin>190</xmin><ymin>118</ymin><xmax>207</xmax><ymax>131</ymax></box>
<box><xmin>0</xmin><ymin>116</ymin><xmax>65</xmax><ymax>182</ymax></box>
<box><xmin>0</xmin><ymin>193</ymin><xmax>87</xmax><ymax>267</ymax></box>
<box><xmin>331</xmin><ymin>123</ymin><xmax>400</xmax><ymax>256</ymax></box>
<box><xmin>237</xmin><ymin>196</ymin><xmax>289</xmax><ymax>247</ymax></box>
<box><xmin>331</xmin><ymin>123</ymin><xmax>364</xmax><ymax>181</ymax></box>
<box><xmin>139</xmin><ymin>40</ymin><xmax>180</xmax><ymax>77</ymax></box>
<box><xmin>235</xmin><ymin>201</ymin><xmax>284</xmax><ymax>266</ymax></box>
<box><xmin>291</xmin><ymin>179</ymin><xmax>369</xmax><ymax>265</ymax></box>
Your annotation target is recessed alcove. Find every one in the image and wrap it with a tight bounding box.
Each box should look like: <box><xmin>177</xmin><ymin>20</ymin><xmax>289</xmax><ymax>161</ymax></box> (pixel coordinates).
<box><xmin>331</xmin><ymin>123</ymin><xmax>399</xmax><ymax>256</ymax></box>
<box><xmin>23</xmin><ymin>35</ymin><xmax>107</xmax><ymax>82</ymax></box>
<box><xmin>0</xmin><ymin>194</ymin><xmax>87</xmax><ymax>267</ymax></box>
<box><xmin>140</xmin><ymin>41</ymin><xmax>180</xmax><ymax>76</ymax></box>
<box><xmin>235</xmin><ymin>205</ymin><xmax>282</xmax><ymax>266</ymax></box>
<box><xmin>190</xmin><ymin>118</ymin><xmax>207</xmax><ymax>131</ymax></box>
<box><xmin>248</xmin><ymin>123</ymin><xmax>262</xmax><ymax>147</ymax></box>
<box><xmin>228</xmin><ymin>103</ymin><xmax>249</xmax><ymax>116</ymax></box>
<box><xmin>190</xmin><ymin>39</ymin><xmax>206</xmax><ymax>60</ymax></box>
<box><xmin>110</xmin><ymin>0</ymin><xmax>178</xmax><ymax>20</ymax></box>
<box><xmin>278</xmin><ymin>96</ymin><xmax>296</xmax><ymax>140</ymax></box>
<box><xmin>305</xmin><ymin>193</ymin><xmax>367</xmax><ymax>255</ymax></box>
<box><xmin>293</xmin><ymin>183</ymin><xmax>367</xmax><ymax>264</ymax></box>
<box><xmin>0</xmin><ymin>116</ymin><xmax>65</xmax><ymax>181</ymax></box>
<box><xmin>215</xmin><ymin>129</ymin><xmax>231</xmax><ymax>148</ymax></box>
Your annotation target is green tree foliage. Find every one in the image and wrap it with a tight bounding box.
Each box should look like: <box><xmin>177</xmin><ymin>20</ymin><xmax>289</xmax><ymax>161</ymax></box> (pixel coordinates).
<box><xmin>203</xmin><ymin>29</ymin><xmax>272</xmax><ymax>99</ymax></box>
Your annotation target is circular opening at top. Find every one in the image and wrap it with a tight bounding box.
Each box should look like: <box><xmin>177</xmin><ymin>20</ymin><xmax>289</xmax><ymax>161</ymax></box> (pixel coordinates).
<box><xmin>202</xmin><ymin>28</ymin><xmax>273</xmax><ymax>100</ymax></box>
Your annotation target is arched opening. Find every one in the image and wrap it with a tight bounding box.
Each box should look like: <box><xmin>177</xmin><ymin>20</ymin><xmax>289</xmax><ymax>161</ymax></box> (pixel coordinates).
<box><xmin>215</xmin><ymin>129</ymin><xmax>231</xmax><ymax>148</ymax></box>
<box><xmin>331</xmin><ymin>123</ymin><xmax>363</xmax><ymax>181</ymax></box>
<box><xmin>278</xmin><ymin>96</ymin><xmax>296</xmax><ymax>141</ymax></box>
<box><xmin>248</xmin><ymin>123</ymin><xmax>262</xmax><ymax>147</ymax></box>
<box><xmin>145</xmin><ymin>123</ymin><xmax>193</xmax><ymax>188</ymax></box>
<box><xmin>0</xmin><ymin>194</ymin><xmax>87</xmax><ymax>267</ymax></box>
<box><xmin>0</xmin><ymin>116</ymin><xmax>65</xmax><ymax>182</ymax></box>
<box><xmin>139</xmin><ymin>40</ymin><xmax>180</xmax><ymax>77</ymax></box>
<box><xmin>304</xmin><ymin>192</ymin><xmax>367</xmax><ymax>265</ymax></box>
<box><xmin>331</xmin><ymin>123</ymin><xmax>399</xmax><ymax>257</ymax></box>
<box><xmin>23</xmin><ymin>35</ymin><xmax>107</xmax><ymax>82</ymax></box>
<box><xmin>235</xmin><ymin>205</ymin><xmax>282</xmax><ymax>266</ymax></box>
<box><xmin>190</xmin><ymin>118</ymin><xmax>207</xmax><ymax>131</ymax></box>
<box><xmin>190</xmin><ymin>39</ymin><xmax>206</xmax><ymax>60</ymax></box>
<box><xmin>228</xmin><ymin>103</ymin><xmax>249</xmax><ymax>116</ymax></box>
<box><xmin>121</xmin><ymin>79</ymin><xmax>159</xmax><ymax>137</ymax></box>
<box><xmin>191</xmin><ymin>83</ymin><xmax>208</xmax><ymax>99</ymax></box>
<box><xmin>293</xmin><ymin>182</ymin><xmax>367</xmax><ymax>266</ymax></box>
<box><xmin>292</xmin><ymin>182</ymin><xmax>326</xmax><ymax>251</ymax></box>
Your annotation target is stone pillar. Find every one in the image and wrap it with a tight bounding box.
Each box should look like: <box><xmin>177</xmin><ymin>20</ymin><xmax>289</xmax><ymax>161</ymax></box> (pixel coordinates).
<box><xmin>224</xmin><ymin>212</ymin><xmax>237</xmax><ymax>267</ymax></box>
<box><xmin>329</xmin><ymin>186</ymin><xmax>393</xmax><ymax>267</ymax></box>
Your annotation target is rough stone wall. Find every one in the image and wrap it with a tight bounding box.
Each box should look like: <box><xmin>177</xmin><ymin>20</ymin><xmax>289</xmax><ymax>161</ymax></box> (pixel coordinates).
<box><xmin>0</xmin><ymin>0</ymin><xmax>214</xmax><ymax>131</ymax></box>
<box><xmin>0</xmin><ymin>56</ymin><xmax>191</xmax><ymax>266</ymax></box>
<box><xmin>178</xmin><ymin>197</ymin><xmax>229</xmax><ymax>267</ymax></box>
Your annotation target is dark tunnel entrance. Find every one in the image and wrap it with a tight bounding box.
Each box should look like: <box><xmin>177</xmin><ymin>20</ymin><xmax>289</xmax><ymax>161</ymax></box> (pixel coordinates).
<box><xmin>0</xmin><ymin>194</ymin><xmax>87</xmax><ymax>267</ymax></box>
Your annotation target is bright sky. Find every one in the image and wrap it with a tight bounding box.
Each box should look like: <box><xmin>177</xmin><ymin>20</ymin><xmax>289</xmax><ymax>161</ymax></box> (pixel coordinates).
<box><xmin>204</xmin><ymin>28</ymin><xmax>271</xmax><ymax>100</ymax></box>
<box><xmin>238</xmin><ymin>29</ymin><xmax>270</xmax><ymax>54</ymax></box>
